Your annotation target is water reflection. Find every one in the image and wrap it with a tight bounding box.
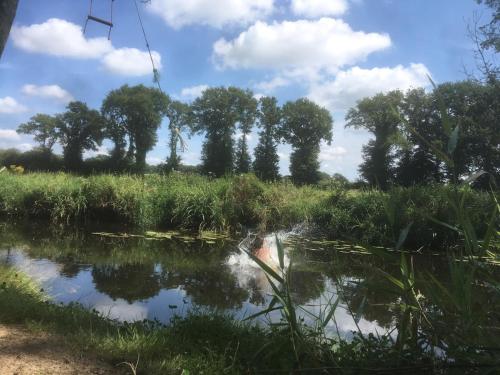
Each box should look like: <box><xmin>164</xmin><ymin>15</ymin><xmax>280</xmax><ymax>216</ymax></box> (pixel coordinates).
<box><xmin>0</xmin><ymin>221</ymin><xmax>406</xmax><ymax>336</ymax></box>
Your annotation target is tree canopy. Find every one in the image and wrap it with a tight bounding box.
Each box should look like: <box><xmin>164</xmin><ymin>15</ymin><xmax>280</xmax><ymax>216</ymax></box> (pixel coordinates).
<box><xmin>17</xmin><ymin>114</ymin><xmax>58</xmax><ymax>152</ymax></box>
<box><xmin>56</xmin><ymin>101</ymin><xmax>104</xmax><ymax>171</ymax></box>
<box><xmin>102</xmin><ymin>85</ymin><xmax>169</xmax><ymax>173</ymax></box>
<box><xmin>191</xmin><ymin>87</ymin><xmax>257</xmax><ymax>177</ymax></box>
<box><xmin>281</xmin><ymin>98</ymin><xmax>333</xmax><ymax>185</ymax></box>
<box><xmin>253</xmin><ymin>97</ymin><xmax>281</xmax><ymax>181</ymax></box>
<box><xmin>346</xmin><ymin>91</ymin><xmax>404</xmax><ymax>189</ymax></box>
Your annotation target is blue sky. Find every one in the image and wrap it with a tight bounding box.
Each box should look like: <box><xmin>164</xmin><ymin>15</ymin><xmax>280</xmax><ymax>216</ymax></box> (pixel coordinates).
<box><xmin>0</xmin><ymin>0</ymin><xmax>492</xmax><ymax>179</ymax></box>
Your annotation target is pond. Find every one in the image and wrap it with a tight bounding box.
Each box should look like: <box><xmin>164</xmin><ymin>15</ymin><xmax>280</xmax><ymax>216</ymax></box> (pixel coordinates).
<box><xmin>0</xmin><ymin>221</ymin><xmax>451</xmax><ymax>339</ymax></box>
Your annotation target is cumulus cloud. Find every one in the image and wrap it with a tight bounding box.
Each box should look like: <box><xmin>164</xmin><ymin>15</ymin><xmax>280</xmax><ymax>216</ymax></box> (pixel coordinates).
<box><xmin>319</xmin><ymin>145</ymin><xmax>348</xmax><ymax>162</ymax></box>
<box><xmin>22</xmin><ymin>84</ymin><xmax>74</xmax><ymax>103</ymax></box>
<box><xmin>213</xmin><ymin>18</ymin><xmax>391</xmax><ymax>71</ymax></box>
<box><xmin>180</xmin><ymin>85</ymin><xmax>209</xmax><ymax>100</ymax></box>
<box><xmin>0</xmin><ymin>129</ymin><xmax>21</xmax><ymax>141</ymax></box>
<box><xmin>254</xmin><ymin>76</ymin><xmax>290</xmax><ymax>93</ymax></box>
<box><xmin>84</xmin><ymin>145</ymin><xmax>109</xmax><ymax>159</ymax></box>
<box><xmin>12</xmin><ymin>18</ymin><xmax>162</xmax><ymax>77</ymax></box>
<box><xmin>291</xmin><ymin>0</ymin><xmax>348</xmax><ymax>17</ymax></box>
<box><xmin>0</xmin><ymin>97</ymin><xmax>28</xmax><ymax>114</ymax></box>
<box><xmin>101</xmin><ymin>48</ymin><xmax>162</xmax><ymax>77</ymax></box>
<box><xmin>0</xmin><ymin>129</ymin><xmax>33</xmax><ymax>151</ymax></box>
<box><xmin>146</xmin><ymin>156</ymin><xmax>163</xmax><ymax>166</ymax></box>
<box><xmin>11</xmin><ymin>18</ymin><xmax>112</xmax><ymax>59</ymax></box>
<box><xmin>147</xmin><ymin>0</ymin><xmax>274</xmax><ymax>29</ymax></box>
<box><xmin>308</xmin><ymin>64</ymin><xmax>431</xmax><ymax>112</ymax></box>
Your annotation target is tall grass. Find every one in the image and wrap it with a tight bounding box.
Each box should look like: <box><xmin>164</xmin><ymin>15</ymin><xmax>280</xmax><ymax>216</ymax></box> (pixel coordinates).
<box><xmin>0</xmin><ymin>171</ymin><xmax>495</xmax><ymax>251</ymax></box>
<box><xmin>243</xmin><ymin>80</ymin><xmax>500</xmax><ymax>372</ymax></box>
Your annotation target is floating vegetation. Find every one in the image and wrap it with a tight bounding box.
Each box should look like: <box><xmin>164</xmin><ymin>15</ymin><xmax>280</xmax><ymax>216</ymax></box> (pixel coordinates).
<box><xmin>145</xmin><ymin>230</ymin><xmax>182</xmax><ymax>239</ymax></box>
<box><xmin>91</xmin><ymin>232</ymin><xmax>144</xmax><ymax>239</ymax></box>
<box><xmin>198</xmin><ymin>231</ymin><xmax>230</xmax><ymax>241</ymax></box>
<box><xmin>92</xmin><ymin>229</ymin><xmax>230</xmax><ymax>244</ymax></box>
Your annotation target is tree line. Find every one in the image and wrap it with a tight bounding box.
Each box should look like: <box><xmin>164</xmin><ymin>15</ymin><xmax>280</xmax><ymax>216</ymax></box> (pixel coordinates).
<box><xmin>15</xmin><ymin>85</ymin><xmax>333</xmax><ymax>185</ymax></box>
<box><xmin>348</xmin><ymin>80</ymin><xmax>499</xmax><ymax>189</ymax></box>
<box><xmin>10</xmin><ymin>78</ymin><xmax>499</xmax><ymax>188</ymax></box>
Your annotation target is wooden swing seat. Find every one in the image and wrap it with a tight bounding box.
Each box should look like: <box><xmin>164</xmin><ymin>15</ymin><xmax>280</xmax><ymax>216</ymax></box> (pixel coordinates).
<box><xmin>87</xmin><ymin>15</ymin><xmax>113</xmax><ymax>28</ymax></box>
<box><xmin>83</xmin><ymin>0</ymin><xmax>115</xmax><ymax>39</ymax></box>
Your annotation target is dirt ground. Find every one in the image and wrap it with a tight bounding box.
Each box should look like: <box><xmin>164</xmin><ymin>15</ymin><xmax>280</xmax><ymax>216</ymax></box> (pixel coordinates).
<box><xmin>0</xmin><ymin>325</ymin><xmax>119</xmax><ymax>375</ymax></box>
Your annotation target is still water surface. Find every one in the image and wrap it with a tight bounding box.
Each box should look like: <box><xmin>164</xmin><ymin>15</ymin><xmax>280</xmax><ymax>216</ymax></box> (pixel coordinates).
<box><xmin>0</xmin><ymin>222</ymin><xmax>449</xmax><ymax>338</ymax></box>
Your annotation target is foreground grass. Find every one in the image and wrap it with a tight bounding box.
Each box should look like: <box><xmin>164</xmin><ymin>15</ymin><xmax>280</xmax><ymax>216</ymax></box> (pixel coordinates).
<box><xmin>0</xmin><ymin>265</ymin><xmax>289</xmax><ymax>374</ymax></box>
<box><xmin>2</xmin><ymin>264</ymin><xmax>453</xmax><ymax>374</ymax></box>
<box><xmin>0</xmin><ymin>172</ymin><xmax>496</xmax><ymax>250</ymax></box>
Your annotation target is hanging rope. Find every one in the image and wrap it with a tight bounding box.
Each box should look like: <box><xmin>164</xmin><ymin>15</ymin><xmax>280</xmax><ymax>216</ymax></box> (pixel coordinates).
<box><xmin>132</xmin><ymin>0</ymin><xmax>162</xmax><ymax>92</ymax></box>
<box><xmin>132</xmin><ymin>0</ymin><xmax>187</xmax><ymax>152</ymax></box>
<box><xmin>84</xmin><ymin>0</ymin><xmax>115</xmax><ymax>40</ymax></box>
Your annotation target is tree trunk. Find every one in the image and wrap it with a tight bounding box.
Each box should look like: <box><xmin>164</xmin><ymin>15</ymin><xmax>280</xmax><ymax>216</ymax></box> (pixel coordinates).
<box><xmin>0</xmin><ymin>0</ymin><xmax>19</xmax><ymax>59</ymax></box>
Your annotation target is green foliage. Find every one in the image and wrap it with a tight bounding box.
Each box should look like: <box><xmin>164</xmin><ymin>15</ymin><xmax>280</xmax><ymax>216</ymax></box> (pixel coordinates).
<box><xmin>476</xmin><ymin>0</ymin><xmax>500</xmax><ymax>52</ymax></box>
<box><xmin>234</xmin><ymin>135</ymin><xmax>252</xmax><ymax>174</ymax></box>
<box><xmin>0</xmin><ymin>265</ymin><xmax>282</xmax><ymax>374</ymax></box>
<box><xmin>0</xmin><ymin>172</ymin><xmax>495</xmax><ymax>251</ymax></box>
<box><xmin>56</xmin><ymin>101</ymin><xmax>104</xmax><ymax>171</ymax></box>
<box><xmin>349</xmin><ymin>81</ymin><xmax>500</xmax><ymax>188</ymax></box>
<box><xmin>191</xmin><ymin>87</ymin><xmax>257</xmax><ymax>177</ymax></box>
<box><xmin>17</xmin><ymin>113</ymin><xmax>58</xmax><ymax>152</ymax></box>
<box><xmin>253</xmin><ymin>97</ymin><xmax>281</xmax><ymax>181</ymax></box>
<box><xmin>164</xmin><ymin>100</ymin><xmax>191</xmax><ymax>172</ymax></box>
<box><xmin>346</xmin><ymin>91</ymin><xmax>404</xmax><ymax>190</ymax></box>
<box><xmin>281</xmin><ymin>98</ymin><xmax>333</xmax><ymax>185</ymax></box>
<box><xmin>0</xmin><ymin>148</ymin><xmax>63</xmax><ymax>172</ymax></box>
<box><xmin>101</xmin><ymin>85</ymin><xmax>169</xmax><ymax>173</ymax></box>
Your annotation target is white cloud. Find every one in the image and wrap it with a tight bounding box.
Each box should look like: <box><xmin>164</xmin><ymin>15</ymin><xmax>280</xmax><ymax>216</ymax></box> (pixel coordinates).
<box><xmin>12</xmin><ymin>18</ymin><xmax>162</xmax><ymax>77</ymax></box>
<box><xmin>180</xmin><ymin>85</ymin><xmax>209</xmax><ymax>100</ymax></box>
<box><xmin>0</xmin><ymin>129</ymin><xmax>21</xmax><ymax>141</ymax></box>
<box><xmin>11</xmin><ymin>18</ymin><xmax>113</xmax><ymax>59</ymax></box>
<box><xmin>291</xmin><ymin>0</ymin><xmax>348</xmax><ymax>17</ymax></box>
<box><xmin>0</xmin><ymin>97</ymin><xmax>28</xmax><ymax>114</ymax></box>
<box><xmin>147</xmin><ymin>0</ymin><xmax>274</xmax><ymax>29</ymax></box>
<box><xmin>146</xmin><ymin>156</ymin><xmax>163</xmax><ymax>166</ymax></box>
<box><xmin>84</xmin><ymin>145</ymin><xmax>109</xmax><ymax>159</ymax></box>
<box><xmin>101</xmin><ymin>48</ymin><xmax>162</xmax><ymax>77</ymax></box>
<box><xmin>253</xmin><ymin>93</ymin><xmax>265</xmax><ymax>101</ymax></box>
<box><xmin>254</xmin><ymin>76</ymin><xmax>290</xmax><ymax>93</ymax></box>
<box><xmin>308</xmin><ymin>64</ymin><xmax>431</xmax><ymax>112</ymax></box>
<box><xmin>17</xmin><ymin>143</ymin><xmax>34</xmax><ymax>152</ymax></box>
<box><xmin>22</xmin><ymin>84</ymin><xmax>74</xmax><ymax>103</ymax></box>
<box><xmin>277</xmin><ymin>152</ymin><xmax>290</xmax><ymax>160</ymax></box>
<box><xmin>0</xmin><ymin>130</ymin><xmax>33</xmax><ymax>151</ymax></box>
<box><xmin>319</xmin><ymin>145</ymin><xmax>347</xmax><ymax>162</ymax></box>
<box><xmin>233</xmin><ymin>132</ymin><xmax>254</xmax><ymax>142</ymax></box>
<box><xmin>213</xmin><ymin>18</ymin><xmax>391</xmax><ymax>71</ymax></box>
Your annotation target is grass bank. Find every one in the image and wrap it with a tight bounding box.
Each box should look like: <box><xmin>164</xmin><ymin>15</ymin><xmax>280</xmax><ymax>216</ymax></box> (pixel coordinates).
<box><xmin>0</xmin><ymin>172</ymin><xmax>496</xmax><ymax>250</ymax></box>
<box><xmin>1</xmin><ymin>264</ymin><xmax>443</xmax><ymax>374</ymax></box>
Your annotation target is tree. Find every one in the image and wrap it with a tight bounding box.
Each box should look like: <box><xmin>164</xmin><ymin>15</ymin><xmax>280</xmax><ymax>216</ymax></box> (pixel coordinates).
<box><xmin>476</xmin><ymin>0</ymin><xmax>500</xmax><ymax>52</ymax></box>
<box><xmin>17</xmin><ymin>114</ymin><xmax>58</xmax><ymax>152</ymax></box>
<box><xmin>432</xmin><ymin>80</ymin><xmax>500</xmax><ymax>185</ymax></box>
<box><xmin>253</xmin><ymin>97</ymin><xmax>281</xmax><ymax>181</ymax></box>
<box><xmin>56</xmin><ymin>101</ymin><xmax>104</xmax><ymax>171</ymax></box>
<box><xmin>164</xmin><ymin>100</ymin><xmax>191</xmax><ymax>172</ymax></box>
<box><xmin>394</xmin><ymin>88</ymin><xmax>444</xmax><ymax>186</ymax></box>
<box><xmin>281</xmin><ymin>98</ymin><xmax>333</xmax><ymax>185</ymax></box>
<box><xmin>0</xmin><ymin>0</ymin><xmax>18</xmax><ymax>59</ymax></box>
<box><xmin>234</xmin><ymin>90</ymin><xmax>258</xmax><ymax>174</ymax></box>
<box><xmin>346</xmin><ymin>91</ymin><xmax>404</xmax><ymax>189</ymax></box>
<box><xmin>191</xmin><ymin>87</ymin><xmax>257</xmax><ymax>177</ymax></box>
<box><xmin>101</xmin><ymin>85</ymin><xmax>169</xmax><ymax>173</ymax></box>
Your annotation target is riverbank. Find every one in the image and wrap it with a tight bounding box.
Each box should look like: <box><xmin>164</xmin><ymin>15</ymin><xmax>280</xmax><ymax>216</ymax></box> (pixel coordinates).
<box><xmin>0</xmin><ymin>172</ymin><xmax>495</xmax><ymax>250</ymax></box>
<box><xmin>0</xmin><ymin>265</ymin><xmax>282</xmax><ymax>374</ymax></box>
<box><xmin>0</xmin><ymin>264</ymin><xmax>433</xmax><ymax>374</ymax></box>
